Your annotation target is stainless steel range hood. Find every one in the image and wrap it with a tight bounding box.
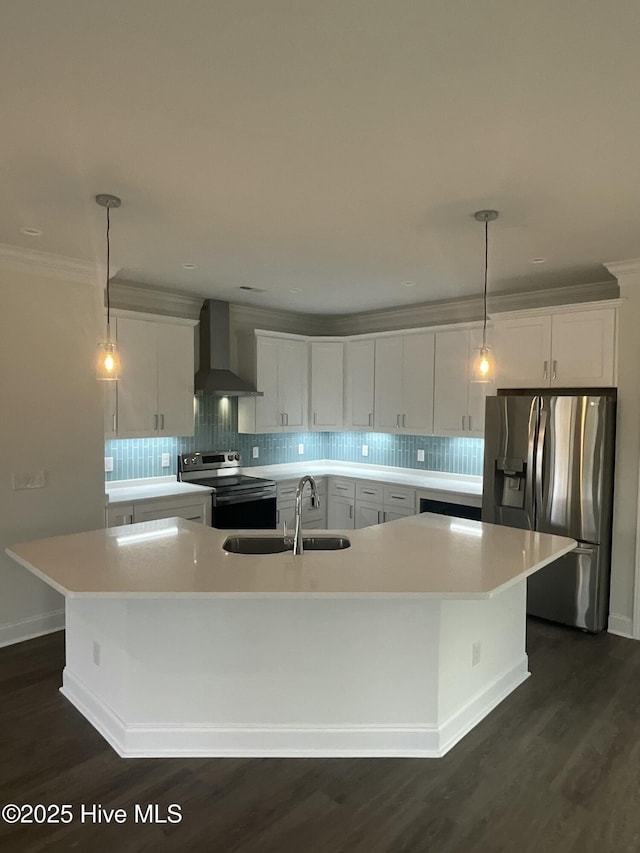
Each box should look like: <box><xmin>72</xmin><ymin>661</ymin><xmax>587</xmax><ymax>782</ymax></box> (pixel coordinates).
<box><xmin>195</xmin><ymin>300</ymin><xmax>262</xmax><ymax>396</ymax></box>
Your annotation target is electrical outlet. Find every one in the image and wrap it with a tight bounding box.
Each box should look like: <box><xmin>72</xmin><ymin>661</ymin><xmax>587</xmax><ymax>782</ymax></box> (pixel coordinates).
<box><xmin>472</xmin><ymin>641</ymin><xmax>481</xmax><ymax>667</ymax></box>
<box><xmin>93</xmin><ymin>641</ymin><xmax>101</xmax><ymax>666</ymax></box>
<box><xmin>298</xmin><ymin>443</ymin><xmax>304</xmax><ymax>455</ymax></box>
<box><xmin>161</xmin><ymin>453</ymin><xmax>170</xmax><ymax>468</ymax></box>
<box><xmin>362</xmin><ymin>444</ymin><xmax>369</xmax><ymax>457</ymax></box>
<box><xmin>12</xmin><ymin>470</ymin><xmax>47</xmax><ymax>490</ymax></box>
<box><xmin>252</xmin><ymin>446</ymin><xmax>259</xmax><ymax>459</ymax></box>
<box><xmin>104</xmin><ymin>457</ymin><xmax>114</xmax><ymax>473</ymax></box>
<box><xmin>417</xmin><ymin>449</ymin><xmax>425</xmax><ymax>462</ymax></box>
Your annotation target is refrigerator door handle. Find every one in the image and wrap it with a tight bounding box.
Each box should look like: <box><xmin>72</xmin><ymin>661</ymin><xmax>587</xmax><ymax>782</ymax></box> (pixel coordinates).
<box><xmin>525</xmin><ymin>396</ymin><xmax>539</xmax><ymax>525</ymax></box>
<box><xmin>535</xmin><ymin>408</ymin><xmax>548</xmax><ymax>515</ymax></box>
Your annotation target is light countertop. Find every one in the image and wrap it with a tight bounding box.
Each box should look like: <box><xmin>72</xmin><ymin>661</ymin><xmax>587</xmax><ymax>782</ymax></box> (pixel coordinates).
<box><xmin>105</xmin><ymin>462</ymin><xmax>482</xmax><ymax>506</ymax></box>
<box><xmin>106</xmin><ymin>478</ymin><xmax>213</xmax><ymax>506</ymax></box>
<box><xmin>7</xmin><ymin>514</ymin><xmax>575</xmax><ymax>601</ymax></box>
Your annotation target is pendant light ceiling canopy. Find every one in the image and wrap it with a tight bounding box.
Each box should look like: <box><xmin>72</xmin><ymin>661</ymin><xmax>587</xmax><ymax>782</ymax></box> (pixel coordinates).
<box><xmin>471</xmin><ymin>209</ymin><xmax>499</xmax><ymax>383</ymax></box>
<box><xmin>96</xmin><ymin>193</ymin><xmax>122</xmax><ymax>381</ymax></box>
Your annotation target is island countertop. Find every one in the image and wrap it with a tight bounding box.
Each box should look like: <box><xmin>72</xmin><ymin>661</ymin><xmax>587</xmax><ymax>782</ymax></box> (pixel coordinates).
<box><xmin>7</xmin><ymin>514</ymin><xmax>576</xmax><ymax>601</ymax></box>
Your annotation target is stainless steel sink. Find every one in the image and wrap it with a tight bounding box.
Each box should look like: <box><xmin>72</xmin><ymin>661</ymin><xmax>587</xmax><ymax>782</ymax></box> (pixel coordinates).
<box><xmin>222</xmin><ymin>535</ymin><xmax>351</xmax><ymax>554</ymax></box>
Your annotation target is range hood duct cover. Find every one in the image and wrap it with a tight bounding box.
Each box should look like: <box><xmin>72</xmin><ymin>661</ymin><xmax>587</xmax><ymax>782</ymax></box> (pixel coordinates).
<box><xmin>195</xmin><ymin>300</ymin><xmax>262</xmax><ymax>396</ymax></box>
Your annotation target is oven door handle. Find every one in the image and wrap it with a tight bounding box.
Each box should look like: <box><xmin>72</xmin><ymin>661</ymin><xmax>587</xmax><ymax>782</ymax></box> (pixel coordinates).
<box><xmin>213</xmin><ymin>492</ymin><xmax>277</xmax><ymax>506</ymax></box>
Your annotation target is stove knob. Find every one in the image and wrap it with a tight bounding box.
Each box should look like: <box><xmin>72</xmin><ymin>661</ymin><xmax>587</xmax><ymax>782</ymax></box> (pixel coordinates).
<box><xmin>234</xmin><ymin>454</ymin><xmax>240</xmax><ymax>461</ymax></box>
<box><xmin>183</xmin><ymin>458</ymin><xmax>189</xmax><ymax>466</ymax></box>
<box><xmin>191</xmin><ymin>456</ymin><xmax>198</xmax><ymax>464</ymax></box>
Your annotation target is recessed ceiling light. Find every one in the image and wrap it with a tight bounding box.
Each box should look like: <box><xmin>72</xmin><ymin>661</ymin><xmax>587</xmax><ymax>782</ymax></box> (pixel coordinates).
<box><xmin>401</xmin><ymin>281</ymin><xmax>416</xmax><ymax>287</ymax></box>
<box><xmin>531</xmin><ymin>257</ymin><xmax>546</xmax><ymax>264</ymax></box>
<box><xmin>182</xmin><ymin>263</ymin><xmax>198</xmax><ymax>270</ymax></box>
<box><xmin>289</xmin><ymin>288</ymin><xmax>302</xmax><ymax>293</ymax></box>
<box><xmin>21</xmin><ymin>227</ymin><xmax>42</xmax><ymax>237</ymax></box>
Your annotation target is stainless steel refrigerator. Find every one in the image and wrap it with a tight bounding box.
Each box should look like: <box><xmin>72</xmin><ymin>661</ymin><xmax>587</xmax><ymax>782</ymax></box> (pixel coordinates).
<box><xmin>482</xmin><ymin>393</ymin><xmax>616</xmax><ymax>632</ymax></box>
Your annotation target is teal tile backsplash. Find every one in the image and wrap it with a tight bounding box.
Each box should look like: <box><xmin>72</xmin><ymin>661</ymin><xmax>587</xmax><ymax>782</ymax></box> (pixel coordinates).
<box><xmin>105</xmin><ymin>397</ymin><xmax>484</xmax><ymax>481</ymax></box>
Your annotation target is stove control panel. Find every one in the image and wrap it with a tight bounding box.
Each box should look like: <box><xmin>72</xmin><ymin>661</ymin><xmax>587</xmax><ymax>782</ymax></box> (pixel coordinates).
<box><xmin>178</xmin><ymin>451</ymin><xmax>242</xmax><ymax>478</ymax></box>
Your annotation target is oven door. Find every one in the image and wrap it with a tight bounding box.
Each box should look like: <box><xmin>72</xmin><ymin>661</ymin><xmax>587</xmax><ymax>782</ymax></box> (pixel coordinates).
<box><xmin>211</xmin><ymin>492</ymin><xmax>277</xmax><ymax>530</ymax></box>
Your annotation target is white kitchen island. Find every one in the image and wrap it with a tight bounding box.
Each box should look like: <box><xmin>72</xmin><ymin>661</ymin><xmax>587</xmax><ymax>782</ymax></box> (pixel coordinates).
<box><xmin>6</xmin><ymin>515</ymin><xmax>575</xmax><ymax>758</ymax></box>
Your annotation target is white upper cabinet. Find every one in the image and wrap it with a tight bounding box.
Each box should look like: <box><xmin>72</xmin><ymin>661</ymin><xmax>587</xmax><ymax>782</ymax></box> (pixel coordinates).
<box><xmin>310</xmin><ymin>341</ymin><xmax>344</xmax><ymax>430</ymax></box>
<box><xmin>113</xmin><ymin>315</ymin><xmax>195</xmax><ymax>439</ymax></box>
<box><xmin>344</xmin><ymin>338</ymin><xmax>375</xmax><ymax>430</ymax></box>
<box><xmin>238</xmin><ymin>333</ymin><xmax>308</xmax><ymax>433</ymax></box>
<box><xmin>374</xmin><ymin>332</ymin><xmax>434</xmax><ymax>435</ymax></box>
<box><xmin>493</xmin><ymin>303</ymin><xmax>618</xmax><ymax>389</ymax></box>
<box><xmin>433</xmin><ymin>327</ymin><xmax>491</xmax><ymax>437</ymax></box>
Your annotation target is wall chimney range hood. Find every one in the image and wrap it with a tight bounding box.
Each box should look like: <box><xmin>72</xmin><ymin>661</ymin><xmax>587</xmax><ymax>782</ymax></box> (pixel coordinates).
<box><xmin>195</xmin><ymin>300</ymin><xmax>262</xmax><ymax>396</ymax></box>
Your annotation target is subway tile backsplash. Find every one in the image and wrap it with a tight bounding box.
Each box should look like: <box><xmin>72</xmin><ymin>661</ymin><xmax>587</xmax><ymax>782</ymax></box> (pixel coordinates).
<box><xmin>105</xmin><ymin>397</ymin><xmax>484</xmax><ymax>481</ymax></box>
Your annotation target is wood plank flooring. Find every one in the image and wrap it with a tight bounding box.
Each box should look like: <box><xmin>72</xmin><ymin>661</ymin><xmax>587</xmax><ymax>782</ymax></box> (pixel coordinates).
<box><xmin>1</xmin><ymin>620</ymin><xmax>640</xmax><ymax>852</ymax></box>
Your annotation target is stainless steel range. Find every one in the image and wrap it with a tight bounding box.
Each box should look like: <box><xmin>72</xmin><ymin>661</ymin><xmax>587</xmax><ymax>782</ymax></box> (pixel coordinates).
<box><xmin>178</xmin><ymin>451</ymin><xmax>276</xmax><ymax>529</ymax></box>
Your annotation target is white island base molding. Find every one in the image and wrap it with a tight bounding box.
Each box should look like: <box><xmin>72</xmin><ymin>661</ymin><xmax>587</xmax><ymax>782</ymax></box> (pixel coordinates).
<box><xmin>60</xmin><ymin>581</ymin><xmax>529</xmax><ymax>759</ymax></box>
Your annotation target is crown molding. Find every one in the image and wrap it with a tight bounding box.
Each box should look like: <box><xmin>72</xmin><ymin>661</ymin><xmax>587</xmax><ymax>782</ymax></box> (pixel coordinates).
<box><xmin>0</xmin><ymin>242</ymin><xmax>102</xmax><ymax>285</ymax></box>
<box><xmin>230</xmin><ymin>303</ymin><xmax>327</xmax><ymax>336</ymax></box>
<box><xmin>108</xmin><ymin>280</ymin><xmax>203</xmax><ymax>320</ymax></box>
<box><xmin>322</xmin><ymin>280</ymin><xmax>619</xmax><ymax>336</ymax></box>
<box><xmin>490</xmin><ymin>298</ymin><xmax>622</xmax><ymax>321</ymax></box>
<box><xmin>604</xmin><ymin>259</ymin><xmax>640</xmax><ymax>279</ymax></box>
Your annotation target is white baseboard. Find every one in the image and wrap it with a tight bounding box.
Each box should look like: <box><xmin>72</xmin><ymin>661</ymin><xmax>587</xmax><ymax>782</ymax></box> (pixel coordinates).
<box><xmin>607</xmin><ymin>613</ymin><xmax>635</xmax><ymax>639</ymax></box>
<box><xmin>61</xmin><ymin>661</ymin><xmax>529</xmax><ymax>759</ymax></box>
<box><xmin>0</xmin><ymin>609</ymin><xmax>65</xmax><ymax>648</ymax></box>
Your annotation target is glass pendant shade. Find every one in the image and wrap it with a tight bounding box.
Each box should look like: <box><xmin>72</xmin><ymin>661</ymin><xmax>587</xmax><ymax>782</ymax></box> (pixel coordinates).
<box><xmin>96</xmin><ymin>338</ymin><xmax>120</xmax><ymax>380</ymax></box>
<box><xmin>471</xmin><ymin>346</ymin><xmax>495</xmax><ymax>383</ymax></box>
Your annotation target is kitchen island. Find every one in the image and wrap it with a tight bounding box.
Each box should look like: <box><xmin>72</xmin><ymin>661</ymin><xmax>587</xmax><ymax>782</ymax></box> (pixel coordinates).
<box><xmin>6</xmin><ymin>514</ymin><xmax>575</xmax><ymax>758</ymax></box>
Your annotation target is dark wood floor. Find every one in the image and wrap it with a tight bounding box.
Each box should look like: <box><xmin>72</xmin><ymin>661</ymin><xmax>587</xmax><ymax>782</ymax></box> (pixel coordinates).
<box><xmin>1</xmin><ymin>621</ymin><xmax>640</xmax><ymax>852</ymax></box>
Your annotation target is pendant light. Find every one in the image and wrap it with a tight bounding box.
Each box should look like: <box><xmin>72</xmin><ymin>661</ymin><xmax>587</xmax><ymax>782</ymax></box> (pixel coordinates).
<box><xmin>471</xmin><ymin>209</ymin><xmax>499</xmax><ymax>383</ymax></box>
<box><xmin>96</xmin><ymin>193</ymin><xmax>122</xmax><ymax>380</ymax></box>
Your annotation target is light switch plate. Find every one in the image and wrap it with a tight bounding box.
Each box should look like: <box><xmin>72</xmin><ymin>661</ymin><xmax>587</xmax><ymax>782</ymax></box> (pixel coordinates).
<box><xmin>252</xmin><ymin>446</ymin><xmax>259</xmax><ymax>459</ymax></box>
<box><xmin>417</xmin><ymin>449</ymin><xmax>425</xmax><ymax>462</ymax></box>
<box><xmin>161</xmin><ymin>453</ymin><xmax>171</xmax><ymax>468</ymax></box>
<box><xmin>12</xmin><ymin>470</ymin><xmax>47</xmax><ymax>490</ymax></box>
<box><xmin>298</xmin><ymin>443</ymin><xmax>304</xmax><ymax>455</ymax></box>
<box><xmin>362</xmin><ymin>445</ymin><xmax>369</xmax><ymax>457</ymax></box>
<box><xmin>104</xmin><ymin>456</ymin><xmax>114</xmax><ymax>472</ymax></box>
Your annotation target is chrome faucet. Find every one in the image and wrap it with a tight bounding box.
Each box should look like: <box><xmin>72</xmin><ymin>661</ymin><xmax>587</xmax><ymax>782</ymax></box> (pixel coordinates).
<box><xmin>293</xmin><ymin>475</ymin><xmax>319</xmax><ymax>555</ymax></box>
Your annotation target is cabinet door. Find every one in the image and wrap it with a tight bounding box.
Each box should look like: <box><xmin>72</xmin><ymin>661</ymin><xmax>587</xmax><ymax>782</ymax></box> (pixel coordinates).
<box><xmin>550</xmin><ymin>308</ymin><xmax>616</xmax><ymax>387</ymax></box>
<box><xmin>104</xmin><ymin>382</ymin><xmax>118</xmax><ymax>437</ymax></box>
<box><xmin>310</xmin><ymin>341</ymin><xmax>344</xmax><ymax>429</ymax></box>
<box><xmin>467</xmin><ymin>327</ymin><xmax>493</xmax><ymax>436</ymax></box>
<box><xmin>355</xmin><ymin>501</ymin><xmax>383</xmax><ymax>529</ymax></box>
<box><xmin>493</xmin><ymin>316</ymin><xmax>552</xmax><ymax>388</ymax></box>
<box><xmin>433</xmin><ymin>329</ymin><xmax>470</xmax><ymax>436</ymax></box>
<box><xmin>374</xmin><ymin>336</ymin><xmax>404</xmax><ymax>432</ymax></box>
<box><xmin>157</xmin><ymin>323</ymin><xmax>195</xmax><ymax>437</ymax></box>
<box><xmin>402</xmin><ymin>332</ymin><xmax>435</xmax><ymax>434</ymax></box>
<box><xmin>279</xmin><ymin>339</ymin><xmax>308</xmax><ymax>430</ymax></box>
<box><xmin>345</xmin><ymin>339</ymin><xmax>375</xmax><ymax>430</ymax></box>
<box><xmin>106</xmin><ymin>505</ymin><xmax>134</xmax><ymax>527</ymax></box>
<box><xmin>383</xmin><ymin>507</ymin><xmax>415</xmax><ymax>522</ymax></box>
<box><xmin>254</xmin><ymin>336</ymin><xmax>282</xmax><ymax>431</ymax></box>
<box><xmin>116</xmin><ymin>317</ymin><xmax>159</xmax><ymax>437</ymax></box>
<box><xmin>276</xmin><ymin>501</ymin><xmax>297</xmax><ymax>532</ymax></box>
<box><xmin>327</xmin><ymin>496</ymin><xmax>355</xmax><ymax>529</ymax></box>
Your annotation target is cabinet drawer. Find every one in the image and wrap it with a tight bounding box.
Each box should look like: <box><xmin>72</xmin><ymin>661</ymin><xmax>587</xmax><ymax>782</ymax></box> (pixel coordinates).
<box><xmin>329</xmin><ymin>477</ymin><xmax>355</xmax><ymax>499</ymax></box>
<box><xmin>133</xmin><ymin>497</ymin><xmax>209</xmax><ymax>524</ymax></box>
<box><xmin>383</xmin><ymin>485</ymin><xmax>416</xmax><ymax>509</ymax></box>
<box><xmin>277</xmin><ymin>481</ymin><xmax>298</xmax><ymax>501</ymax></box>
<box><xmin>355</xmin><ymin>481</ymin><xmax>383</xmax><ymax>504</ymax></box>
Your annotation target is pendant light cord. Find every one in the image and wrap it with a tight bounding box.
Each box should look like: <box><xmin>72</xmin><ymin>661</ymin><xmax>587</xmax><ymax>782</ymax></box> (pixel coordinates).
<box><xmin>106</xmin><ymin>205</ymin><xmax>111</xmax><ymax>328</ymax></box>
<box><xmin>483</xmin><ymin>219</ymin><xmax>488</xmax><ymax>349</ymax></box>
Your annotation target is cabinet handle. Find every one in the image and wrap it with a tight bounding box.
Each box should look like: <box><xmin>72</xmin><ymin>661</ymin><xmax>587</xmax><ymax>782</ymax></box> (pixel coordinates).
<box><xmin>276</xmin><ymin>509</ymin><xmax>280</xmax><ymax>523</ymax></box>
<box><xmin>362</xmin><ymin>489</ymin><xmax>375</xmax><ymax>495</ymax></box>
<box><xmin>336</xmin><ymin>485</ymin><xmax>349</xmax><ymax>491</ymax></box>
<box><xmin>313</xmin><ymin>412</ymin><xmax>317</xmax><ymax>425</ymax></box>
<box><xmin>285</xmin><ymin>412</ymin><xmax>289</xmax><ymax>426</ymax></box>
<box><xmin>280</xmin><ymin>413</ymin><xmax>284</xmax><ymax>426</ymax></box>
<box><xmin>543</xmin><ymin>360</ymin><xmax>548</xmax><ymax>380</ymax></box>
<box><xmin>349</xmin><ymin>504</ymin><xmax>353</xmax><ymax>519</ymax></box>
<box><xmin>160</xmin><ymin>414</ymin><xmax>165</xmax><ymax>430</ymax></box>
<box><xmin>461</xmin><ymin>415</ymin><xmax>466</xmax><ymax>431</ymax></box>
<box><xmin>368</xmin><ymin>413</ymin><xmax>373</xmax><ymax>426</ymax></box>
<box><xmin>468</xmin><ymin>415</ymin><xmax>472</xmax><ymax>431</ymax></box>
<box><xmin>383</xmin><ymin>511</ymin><xmax>387</xmax><ymax>522</ymax></box>
<box><xmin>378</xmin><ymin>510</ymin><xmax>382</xmax><ymax>523</ymax></box>
<box><xmin>396</xmin><ymin>414</ymin><xmax>401</xmax><ymax>427</ymax></box>
<box><xmin>391</xmin><ymin>494</ymin><xmax>406</xmax><ymax>501</ymax></box>
<box><xmin>552</xmin><ymin>360</ymin><xmax>557</xmax><ymax>381</ymax></box>
<box><xmin>112</xmin><ymin>413</ymin><xmax>116</xmax><ymax>432</ymax></box>
<box><xmin>402</xmin><ymin>414</ymin><xmax>406</xmax><ymax>428</ymax></box>
<box><xmin>154</xmin><ymin>414</ymin><xmax>158</xmax><ymax>430</ymax></box>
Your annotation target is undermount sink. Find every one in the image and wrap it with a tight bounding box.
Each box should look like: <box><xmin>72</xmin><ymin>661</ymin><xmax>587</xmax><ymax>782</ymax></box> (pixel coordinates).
<box><xmin>222</xmin><ymin>535</ymin><xmax>351</xmax><ymax>555</ymax></box>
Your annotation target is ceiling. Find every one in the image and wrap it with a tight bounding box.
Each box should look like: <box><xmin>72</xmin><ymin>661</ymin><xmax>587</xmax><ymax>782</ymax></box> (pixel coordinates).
<box><xmin>1</xmin><ymin>1</ymin><xmax>638</xmax><ymax>314</ymax></box>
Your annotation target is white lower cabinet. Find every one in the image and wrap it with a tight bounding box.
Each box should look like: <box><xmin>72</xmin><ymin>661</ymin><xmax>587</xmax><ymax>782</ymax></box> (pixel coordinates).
<box><xmin>106</xmin><ymin>495</ymin><xmax>210</xmax><ymax>527</ymax></box>
<box><xmin>327</xmin><ymin>496</ymin><xmax>355</xmax><ymax>529</ymax></box>
<box><xmin>383</xmin><ymin>507</ymin><xmax>415</xmax><ymax>522</ymax></box>
<box><xmin>105</xmin><ymin>505</ymin><xmax>134</xmax><ymax>527</ymax></box>
<box><xmin>355</xmin><ymin>501</ymin><xmax>383</xmax><ymax>529</ymax></box>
